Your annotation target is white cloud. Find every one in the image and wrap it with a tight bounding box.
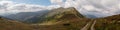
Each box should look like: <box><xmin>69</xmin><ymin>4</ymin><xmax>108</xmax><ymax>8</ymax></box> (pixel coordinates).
<box><xmin>50</xmin><ymin>0</ymin><xmax>120</xmax><ymax>17</ymax></box>
<box><xmin>0</xmin><ymin>0</ymin><xmax>120</xmax><ymax>18</ymax></box>
<box><xmin>0</xmin><ymin>1</ymin><xmax>57</xmax><ymax>15</ymax></box>
<box><xmin>118</xmin><ymin>3</ymin><xmax>120</xmax><ymax>9</ymax></box>
<box><xmin>47</xmin><ymin>5</ymin><xmax>61</xmax><ymax>9</ymax></box>
<box><xmin>82</xmin><ymin>5</ymin><xmax>95</xmax><ymax>11</ymax></box>
<box><xmin>0</xmin><ymin>0</ymin><xmax>6</xmax><ymax>1</ymax></box>
<box><xmin>7</xmin><ymin>4</ymin><xmax>47</xmax><ymax>11</ymax></box>
<box><xmin>50</xmin><ymin>0</ymin><xmax>63</xmax><ymax>4</ymax></box>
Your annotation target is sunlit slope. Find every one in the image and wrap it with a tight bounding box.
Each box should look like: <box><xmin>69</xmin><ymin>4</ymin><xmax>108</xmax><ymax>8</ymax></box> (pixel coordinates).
<box><xmin>35</xmin><ymin>7</ymin><xmax>91</xmax><ymax>30</ymax></box>
<box><xmin>0</xmin><ymin>17</ymin><xmax>34</xmax><ymax>30</ymax></box>
<box><xmin>39</xmin><ymin>7</ymin><xmax>85</xmax><ymax>23</ymax></box>
<box><xmin>95</xmin><ymin>14</ymin><xmax>120</xmax><ymax>30</ymax></box>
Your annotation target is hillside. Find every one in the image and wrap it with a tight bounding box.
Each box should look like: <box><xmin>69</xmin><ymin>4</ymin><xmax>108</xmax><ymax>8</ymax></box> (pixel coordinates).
<box><xmin>2</xmin><ymin>7</ymin><xmax>84</xmax><ymax>24</ymax></box>
<box><xmin>95</xmin><ymin>14</ymin><xmax>120</xmax><ymax>30</ymax></box>
<box><xmin>0</xmin><ymin>7</ymin><xmax>89</xmax><ymax>30</ymax></box>
<box><xmin>0</xmin><ymin>7</ymin><xmax>120</xmax><ymax>30</ymax></box>
<box><xmin>0</xmin><ymin>17</ymin><xmax>35</xmax><ymax>30</ymax></box>
<box><xmin>25</xmin><ymin>7</ymin><xmax>85</xmax><ymax>23</ymax></box>
<box><xmin>45</xmin><ymin>7</ymin><xmax>84</xmax><ymax>18</ymax></box>
<box><xmin>5</xmin><ymin>10</ymin><xmax>49</xmax><ymax>23</ymax></box>
<box><xmin>38</xmin><ymin>7</ymin><xmax>85</xmax><ymax>23</ymax></box>
<box><xmin>32</xmin><ymin>7</ymin><xmax>90</xmax><ymax>30</ymax></box>
<box><xmin>0</xmin><ymin>7</ymin><xmax>88</xmax><ymax>30</ymax></box>
<box><xmin>33</xmin><ymin>14</ymin><xmax>120</xmax><ymax>30</ymax></box>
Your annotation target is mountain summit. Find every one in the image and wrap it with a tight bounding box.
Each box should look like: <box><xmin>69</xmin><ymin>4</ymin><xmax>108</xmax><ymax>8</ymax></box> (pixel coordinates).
<box><xmin>38</xmin><ymin>7</ymin><xmax>86</xmax><ymax>25</ymax></box>
<box><xmin>25</xmin><ymin>7</ymin><xmax>85</xmax><ymax>23</ymax></box>
<box><xmin>46</xmin><ymin>7</ymin><xmax>84</xmax><ymax>18</ymax></box>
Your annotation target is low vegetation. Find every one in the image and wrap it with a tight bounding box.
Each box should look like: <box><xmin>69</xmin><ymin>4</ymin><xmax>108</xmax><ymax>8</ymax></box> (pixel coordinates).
<box><xmin>0</xmin><ymin>7</ymin><xmax>120</xmax><ymax>30</ymax></box>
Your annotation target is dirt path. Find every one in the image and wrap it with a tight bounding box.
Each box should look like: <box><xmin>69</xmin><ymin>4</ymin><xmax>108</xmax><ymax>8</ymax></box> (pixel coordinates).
<box><xmin>81</xmin><ymin>20</ymin><xmax>93</xmax><ymax>30</ymax></box>
<box><xmin>81</xmin><ymin>20</ymin><xmax>96</xmax><ymax>30</ymax></box>
<box><xmin>90</xmin><ymin>20</ymin><xmax>96</xmax><ymax>30</ymax></box>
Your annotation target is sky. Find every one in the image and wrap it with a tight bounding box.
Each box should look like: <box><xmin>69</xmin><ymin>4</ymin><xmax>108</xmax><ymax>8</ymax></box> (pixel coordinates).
<box><xmin>11</xmin><ymin>0</ymin><xmax>51</xmax><ymax>6</ymax></box>
<box><xmin>0</xmin><ymin>0</ymin><xmax>120</xmax><ymax>17</ymax></box>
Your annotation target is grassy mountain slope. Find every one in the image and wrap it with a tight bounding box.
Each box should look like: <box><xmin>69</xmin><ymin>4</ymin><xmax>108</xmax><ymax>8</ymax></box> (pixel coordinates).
<box><xmin>0</xmin><ymin>17</ymin><xmax>35</xmax><ymax>30</ymax></box>
<box><xmin>95</xmin><ymin>14</ymin><xmax>120</xmax><ymax>30</ymax></box>
<box><xmin>32</xmin><ymin>7</ymin><xmax>90</xmax><ymax>30</ymax></box>
<box><xmin>0</xmin><ymin>7</ymin><xmax>120</xmax><ymax>30</ymax></box>
<box><xmin>0</xmin><ymin>7</ymin><xmax>88</xmax><ymax>30</ymax></box>
<box><xmin>36</xmin><ymin>14</ymin><xmax>120</xmax><ymax>30</ymax></box>
<box><xmin>39</xmin><ymin>7</ymin><xmax>85</xmax><ymax>24</ymax></box>
<box><xmin>5</xmin><ymin>10</ymin><xmax>49</xmax><ymax>23</ymax></box>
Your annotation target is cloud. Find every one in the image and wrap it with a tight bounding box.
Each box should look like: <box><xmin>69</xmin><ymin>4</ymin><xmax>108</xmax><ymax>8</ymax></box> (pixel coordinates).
<box><xmin>7</xmin><ymin>4</ymin><xmax>47</xmax><ymax>11</ymax></box>
<box><xmin>0</xmin><ymin>0</ymin><xmax>120</xmax><ymax>18</ymax></box>
<box><xmin>82</xmin><ymin>5</ymin><xmax>95</xmax><ymax>11</ymax></box>
<box><xmin>0</xmin><ymin>0</ymin><xmax>6</xmax><ymax>1</ymax></box>
<box><xmin>50</xmin><ymin>0</ymin><xmax>120</xmax><ymax>17</ymax></box>
<box><xmin>0</xmin><ymin>1</ymin><xmax>59</xmax><ymax>16</ymax></box>
<box><xmin>50</xmin><ymin>0</ymin><xmax>63</xmax><ymax>4</ymax></box>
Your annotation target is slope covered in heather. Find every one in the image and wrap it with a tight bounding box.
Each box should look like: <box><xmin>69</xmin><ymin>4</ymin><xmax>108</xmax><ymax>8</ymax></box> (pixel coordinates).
<box><xmin>95</xmin><ymin>14</ymin><xmax>120</xmax><ymax>30</ymax></box>
<box><xmin>0</xmin><ymin>17</ymin><xmax>35</xmax><ymax>30</ymax></box>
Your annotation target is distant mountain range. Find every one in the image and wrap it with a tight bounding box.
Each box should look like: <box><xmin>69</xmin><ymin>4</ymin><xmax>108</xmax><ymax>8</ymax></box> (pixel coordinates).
<box><xmin>0</xmin><ymin>7</ymin><xmax>120</xmax><ymax>30</ymax></box>
<box><xmin>4</xmin><ymin>10</ymin><xmax>49</xmax><ymax>23</ymax></box>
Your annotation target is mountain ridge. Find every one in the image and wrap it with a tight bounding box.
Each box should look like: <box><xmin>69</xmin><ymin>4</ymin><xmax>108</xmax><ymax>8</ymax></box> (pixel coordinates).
<box><xmin>0</xmin><ymin>7</ymin><xmax>120</xmax><ymax>30</ymax></box>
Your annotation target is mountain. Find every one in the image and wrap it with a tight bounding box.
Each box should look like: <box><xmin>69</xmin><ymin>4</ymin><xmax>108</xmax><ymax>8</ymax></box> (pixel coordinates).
<box><xmin>5</xmin><ymin>10</ymin><xmax>49</xmax><ymax>23</ymax></box>
<box><xmin>0</xmin><ymin>7</ymin><xmax>88</xmax><ymax>30</ymax></box>
<box><xmin>31</xmin><ymin>7</ymin><xmax>90</xmax><ymax>30</ymax></box>
<box><xmin>0</xmin><ymin>7</ymin><xmax>120</xmax><ymax>30</ymax></box>
<box><xmin>25</xmin><ymin>7</ymin><xmax>85</xmax><ymax>23</ymax></box>
<box><xmin>32</xmin><ymin>14</ymin><xmax>120</xmax><ymax>30</ymax></box>
<box><xmin>45</xmin><ymin>7</ymin><xmax>84</xmax><ymax>18</ymax></box>
<box><xmin>14</xmin><ymin>7</ymin><xmax>84</xmax><ymax>23</ymax></box>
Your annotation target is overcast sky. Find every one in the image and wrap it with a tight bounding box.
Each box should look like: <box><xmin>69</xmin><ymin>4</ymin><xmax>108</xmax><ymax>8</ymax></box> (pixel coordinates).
<box><xmin>0</xmin><ymin>0</ymin><xmax>120</xmax><ymax>17</ymax></box>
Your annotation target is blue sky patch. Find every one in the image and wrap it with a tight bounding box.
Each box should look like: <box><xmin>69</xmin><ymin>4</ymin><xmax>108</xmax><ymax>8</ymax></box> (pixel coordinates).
<box><xmin>11</xmin><ymin>0</ymin><xmax>51</xmax><ymax>6</ymax></box>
